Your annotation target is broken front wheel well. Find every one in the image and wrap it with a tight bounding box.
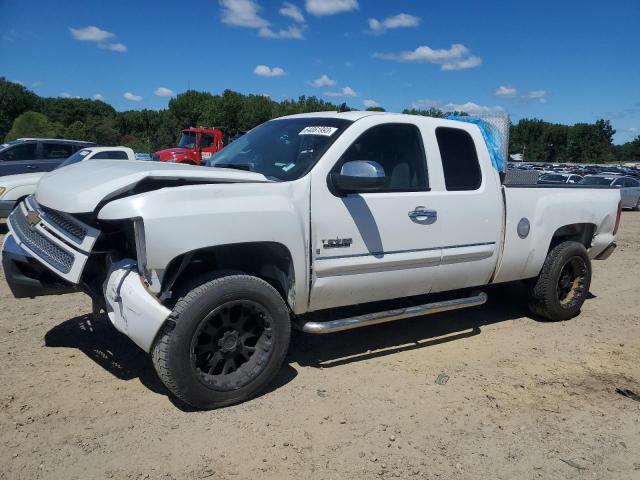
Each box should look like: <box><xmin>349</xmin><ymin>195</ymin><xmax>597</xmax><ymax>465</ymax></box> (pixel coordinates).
<box><xmin>160</xmin><ymin>242</ymin><xmax>296</xmax><ymax>309</ymax></box>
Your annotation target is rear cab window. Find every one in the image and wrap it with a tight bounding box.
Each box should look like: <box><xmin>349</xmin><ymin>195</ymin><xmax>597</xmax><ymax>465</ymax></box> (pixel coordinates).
<box><xmin>435</xmin><ymin>127</ymin><xmax>482</xmax><ymax>191</ymax></box>
<box><xmin>91</xmin><ymin>151</ymin><xmax>129</xmax><ymax>160</ymax></box>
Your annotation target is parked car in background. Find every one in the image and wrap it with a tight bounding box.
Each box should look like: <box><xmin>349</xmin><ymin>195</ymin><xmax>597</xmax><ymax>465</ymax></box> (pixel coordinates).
<box><xmin>538</xmin><ymin>173</ymin><xmax>583</xmax><ymax>185</ymax></box>
<box><xmin>0</xmin><ymin>146</ymin><xmax>136</xmax><ymax>218</ymax></box>
<box><xmin>579</xmin><ymin>175</ymin><xmax>640</xmax><ymax>209</ymax></box>
<box><xmin>0</xmin><ymin>138</ymin><xmax>96</xmax><ymax>177</ymax></box>
<box><xmin>152</xmin><ymin>127</ymin><xmax>224</xmax><ymax>165</ymax></box>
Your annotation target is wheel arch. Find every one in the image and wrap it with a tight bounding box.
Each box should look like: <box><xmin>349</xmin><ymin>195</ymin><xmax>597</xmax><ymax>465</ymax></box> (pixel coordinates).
<box><xmin>547</xmin><ymin>222</ymin><xmax>597</xmax><ymax>253</ymax></box>
<box><xmin>161</xmin><ymin>241</ymin><xmax>296</xmax><ymax>310</ymax></box>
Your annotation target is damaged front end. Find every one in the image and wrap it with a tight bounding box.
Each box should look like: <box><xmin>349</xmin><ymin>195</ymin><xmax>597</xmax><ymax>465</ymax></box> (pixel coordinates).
<box><xmin>2</xmin><ymin>196</ymin><xmax>171</xmax><ymax>351</ymax></box>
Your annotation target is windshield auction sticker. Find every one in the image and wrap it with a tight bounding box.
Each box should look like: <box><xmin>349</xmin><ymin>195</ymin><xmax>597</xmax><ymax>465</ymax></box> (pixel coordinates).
<box><xmin>299</xmin><ymin>126</ymin><xmax>338</xmax><ymax>136</ymax></box>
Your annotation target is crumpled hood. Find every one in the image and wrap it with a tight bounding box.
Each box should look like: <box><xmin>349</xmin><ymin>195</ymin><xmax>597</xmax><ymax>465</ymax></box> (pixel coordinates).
<box><xmin>35</xmin><ymin>160</ymin><xmax>269</xmax><ymax>213</ymax></box>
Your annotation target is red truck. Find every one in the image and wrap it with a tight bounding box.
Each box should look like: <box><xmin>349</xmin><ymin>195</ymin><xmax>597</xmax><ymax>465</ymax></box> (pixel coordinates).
<box><xmin>152</xmin><ymin>127</ymin><xmax>224</xmax><ymax>165</ymax></box>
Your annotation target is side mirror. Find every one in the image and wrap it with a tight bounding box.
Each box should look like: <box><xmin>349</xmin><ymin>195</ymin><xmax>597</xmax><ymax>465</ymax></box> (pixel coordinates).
<box><xmin>328</xmin><ymin>160</ymin><xmax>386</xmax><ymax>194</ymax></box>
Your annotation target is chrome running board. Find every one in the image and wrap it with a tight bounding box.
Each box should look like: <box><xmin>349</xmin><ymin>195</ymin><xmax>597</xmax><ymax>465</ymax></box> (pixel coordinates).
<box><xmin>296</xmin><ymin>291</ymin><xmax>488</xmax><ymax>334</ymax></box>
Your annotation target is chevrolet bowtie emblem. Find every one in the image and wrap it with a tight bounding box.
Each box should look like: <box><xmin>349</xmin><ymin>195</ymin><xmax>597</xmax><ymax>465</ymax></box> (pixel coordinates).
<box><xmin>26</xmin><ymin>211</ymin><xmax>41</xmax><ymax>227</ymax></box>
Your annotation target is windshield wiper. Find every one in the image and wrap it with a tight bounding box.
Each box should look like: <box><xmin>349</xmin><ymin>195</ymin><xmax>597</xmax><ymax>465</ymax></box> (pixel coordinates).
<box><xmin>213</xmin><ymin>163</ymin><xmax>253</xmax><ymax>172</ymax></box>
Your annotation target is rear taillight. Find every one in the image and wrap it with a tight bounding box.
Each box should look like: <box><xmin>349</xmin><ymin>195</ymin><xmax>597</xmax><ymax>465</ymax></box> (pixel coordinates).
<box><xmin>613</xmin><ymin>201</ymin><xmax>622</xmax><ymax>235</ymax></box>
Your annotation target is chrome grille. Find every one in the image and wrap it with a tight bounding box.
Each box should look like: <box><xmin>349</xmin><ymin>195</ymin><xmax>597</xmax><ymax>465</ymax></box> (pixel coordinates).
<box><xmin>40</xmin><ymin>206</ymin><xmax>87</xmax><ymax>243</ymax></box>
<box><xmin>10</xmin><ymin>209</ymin><xmax>74</xmax><ymax>273</ymax></box>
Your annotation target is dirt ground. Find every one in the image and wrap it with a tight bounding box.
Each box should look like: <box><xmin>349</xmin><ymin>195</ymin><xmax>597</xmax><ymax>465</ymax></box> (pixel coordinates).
<box><xmin>1</xmin><ymin>213</ymin><xmax>639</xmax><ymax>480</ymax></box>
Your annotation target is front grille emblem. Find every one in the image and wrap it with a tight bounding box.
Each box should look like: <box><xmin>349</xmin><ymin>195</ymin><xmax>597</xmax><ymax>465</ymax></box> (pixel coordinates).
<box><xmin>26</xmin><ymin>211</ymin><xmax>41</xmax><ymax>227</ymax></box>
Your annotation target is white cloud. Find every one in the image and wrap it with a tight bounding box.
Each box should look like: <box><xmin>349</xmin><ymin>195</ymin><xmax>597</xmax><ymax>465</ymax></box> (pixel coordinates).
<box><xmin>12</xmin><ymin>80</ymin><xmax>25</xmax><ymax>86</ymax></box>
<box><xmin>124</xmin><ymin>92</ymin><xmax>143</xmax><ymax>102</ymax></box>
<box><xmin>98</xmin><ymin>42</ymin><xmax>127</xmax><ymax>52</ymax></box>
<box><xmin>368</xmin><ymin>13</ymin><xmax>420</xmax><ymax>33</ymax></box>
<box><xmin>494</xmin><ymin>85</ymin><xmax>546</xmax><ymax>103</ymax></box>
<box><xmin>309</xmin><ymin>74</ymin><xmax>336</xmax><ymax>87</ymax></box>
<box><xmin>154</xmin><ymin>87</ymin><xmax>175</xmax><ymax>97</ymax></box>
<box><xmin>60</xmin><ymin>92</ymin><xmax>72</xmax><ymax>98</ymax></box>
<box><xmin>219</xmin><ymin>0</ymin><xmax>303</xmax><ymax>39</ymax></box>
<box><xmin>93</xmin><ymin>93</ymin><xmax>106</xmax><ymax>101</ymax></box>
<box><xmin>219</xmin><ymin>0</ymin><xmax>269</xmax><ymax>28</ymax></box>
<box><xmin>306</xmin><ymin>0</ymin><xmax>358</xmax><ymax>16</ymax></box>
<box><xmin>324</xmin><ymin>86</ymin><xmax>357</xmax><ymax>97</ymax></box>
<box><xmin>280</xmin><ymin>2</ymin><xmax>305</xmax><ymax>22</ymax></box>
<box><xmin>69</xmin><ymin>26</ymin><xmax>127</xmax><ymax>52</ymax></box>
<box><xmin>254</xmin><ymin>65</ymin><xmax>286</xmax><ymax>77</ymax></box>
<box><xmin>258</xmin><ymin>25</ymin><xmax>303</xmax><ymax>39</ymax></box>
<box><xmin>524</xmin><ymin>90</ymin><xmax>546</xmax><ymax>101</ymax></box>
<box><xmin>494</xmin><ymin>85</ymin><xmax>517</xmax><ymax>97</ymax></box>
<box><xmin>69</xmin><ymin>26</ymin><xmax>114</xmax><ymax>42</ymax></box>
<box><xmin>374</xmin><ymin>43</ymin><xmax>482</xmax><ymax>71</ymax></box>
<box><xmin>363</xmin><ymin>99</ymin><xmax>379</xmax><ymax>108</ymax></box>
<box><xmin>411</xmin><ymin>98</ymin><xmax>503</xmax><ymax>114</ymax></box>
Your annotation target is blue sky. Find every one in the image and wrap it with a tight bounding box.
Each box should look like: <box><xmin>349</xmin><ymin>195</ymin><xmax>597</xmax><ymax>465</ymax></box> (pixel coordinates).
<box><xmin>1</xmin><ymin>0</ymin><xmax>639</xmax><ymax>143</ymax></box>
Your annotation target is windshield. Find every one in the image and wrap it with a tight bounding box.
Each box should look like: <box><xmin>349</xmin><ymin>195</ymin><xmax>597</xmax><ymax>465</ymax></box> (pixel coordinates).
<box><xmin>59</xmin><ymin>149</ymin><xmax>91</xmax><ymax>168</ymax></box>
<box><xmin>178</xmin><ymin>132</ymin><xmax>197</xmax><ymax>148</ymax></box>
<box><xmin>579</xmin><ymin>176</ymin><xmax>613</xmax><ymax>186</ymax></box>
<box><xmin>206</xmin><ymin>118</ymin><xmax>352</xmax><ymax>181</ymax></box>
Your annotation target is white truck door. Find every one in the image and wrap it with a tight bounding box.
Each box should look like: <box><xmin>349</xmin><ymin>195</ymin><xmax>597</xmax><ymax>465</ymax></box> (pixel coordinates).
<box><xmin>421</xmin><ymin>124</ymin><xmax>503</xmax><ymax>293</ymax></box>
<box><xmin>309</xmin><ymin>119</ymin><xmax>504</xmax><ymax>311</ymax></box>
<box><xmin>309</xmin><ymin>120</ymin><xmax>440</xmax><ymax>311</ymax></box>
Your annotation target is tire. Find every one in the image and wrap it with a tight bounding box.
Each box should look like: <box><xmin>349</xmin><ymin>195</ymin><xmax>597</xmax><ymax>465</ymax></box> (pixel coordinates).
<box><xmin>634</xmin><ymin>197</ymin><xmax>640</xmax><ymax>211</ymax></box>
<box><xmin>527</xmin><ymin>241</ymin><xmax>591</xmax><ymax>321</ymax></box>
<box><xmin>151</xmin><ymin>274</ymin><xmax>291</xmax><ymax>409</ymax></box>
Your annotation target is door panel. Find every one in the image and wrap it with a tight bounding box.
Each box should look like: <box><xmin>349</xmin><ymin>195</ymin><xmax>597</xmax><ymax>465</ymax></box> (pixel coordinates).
<box><xmin>308</xmin><ymin>117</ymin><xmax>503</xmax><ymax>312</ymax></box>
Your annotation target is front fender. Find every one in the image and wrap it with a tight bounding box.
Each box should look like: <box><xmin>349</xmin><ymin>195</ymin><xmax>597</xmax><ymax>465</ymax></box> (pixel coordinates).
<box><xmin>97</xmin><ymin>179</ymin><xmax>311</xmax><ymax>313</ymax></box>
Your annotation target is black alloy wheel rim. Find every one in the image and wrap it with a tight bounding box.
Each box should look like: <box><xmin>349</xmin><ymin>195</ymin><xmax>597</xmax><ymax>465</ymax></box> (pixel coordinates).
<box><xmin>556</xmin><ymin>256</ymin><xmax>588</xmax><ymax>308</ymax></box>
<box><xmin>190</xmin><ymin>300</ymin><xmax>273</xmax><ymax>390</ymax></box>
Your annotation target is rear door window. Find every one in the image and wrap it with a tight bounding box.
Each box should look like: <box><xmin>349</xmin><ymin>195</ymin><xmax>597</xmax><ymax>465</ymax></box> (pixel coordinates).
<box><xmin>436</xmin><ymin>127</ymin><xmax>482</xmax><ymax>191</ymax></box>
<box><xmin>0</xmin><ymin>143</ymin><xmax>37</xmax><ymax>161</ymax></box>
<box><xmin>42</xmin><ymin>143</ymin><xmax>74</xmax><ymax>159</ymax></box>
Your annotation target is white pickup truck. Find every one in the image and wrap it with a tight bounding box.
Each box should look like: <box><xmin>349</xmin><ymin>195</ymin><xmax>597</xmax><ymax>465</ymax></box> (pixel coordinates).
<box><xmin>2</xmin><ymin>111</ymin><xmax>621</xmax><ymax>409</ymax></box>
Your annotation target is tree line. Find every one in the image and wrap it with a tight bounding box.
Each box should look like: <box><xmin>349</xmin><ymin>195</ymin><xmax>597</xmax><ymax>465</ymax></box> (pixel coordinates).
<box><xmin>1</xmin><ymin>78</ymin><xmax>638</xmax><ymax>162</ymax></box>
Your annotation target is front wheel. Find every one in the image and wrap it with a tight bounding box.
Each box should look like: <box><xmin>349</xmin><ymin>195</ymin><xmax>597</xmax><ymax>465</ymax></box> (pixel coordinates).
<box><xmin>152</xmin><ymin>274</ymin><xmax>291</xmax><ymax>409</ymax></box>
<box><xmin>527</xmin><ymin>241</ymin><xmax>592</xmax><ymax>321</ymax></box>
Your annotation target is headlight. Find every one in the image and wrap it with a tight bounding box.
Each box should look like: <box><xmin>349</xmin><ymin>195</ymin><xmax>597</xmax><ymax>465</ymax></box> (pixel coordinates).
<box><xmin>133</xmin><ymin>218</ymin><xmax>148</xmax><ymax>278</ymax></box>
<box><xmin>0</xmin><ymin>187</ymin><xmax>5</xmax><ymax>197</ymax></box>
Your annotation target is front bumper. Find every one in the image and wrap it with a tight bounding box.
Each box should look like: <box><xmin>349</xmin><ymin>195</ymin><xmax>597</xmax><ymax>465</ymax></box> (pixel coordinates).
<box><xmin>0</xmin><ymin>199</ymin><xmax>17</xmax><ymax>218</ymax></box>
<box><xmin>103</xmin><ymin>259</ymin><xmax>171</xmax><ymax>352</ymax></box>
<box><xmin>2</xmin><ymin>233</ymin><xmax>78</xmax><ymax>298</ymax></box>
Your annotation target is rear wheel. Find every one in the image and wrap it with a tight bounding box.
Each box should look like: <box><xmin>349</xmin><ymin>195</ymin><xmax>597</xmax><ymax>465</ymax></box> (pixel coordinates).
<box><xmin>152</xmin><ymin>274</ymin><xmax>291</xmax><ymax>409</ymax></box>
<box><xmin>527</xmin><ymin>241</ymin><xmax>591</xmax><ymax>321</ymax></box>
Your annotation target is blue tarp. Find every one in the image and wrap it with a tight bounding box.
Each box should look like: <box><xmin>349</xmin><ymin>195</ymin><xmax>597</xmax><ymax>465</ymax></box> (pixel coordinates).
<box><xmin>446</xmin><ymin>115</ymin><xmax>506</xmax><ymax>172</ymax></box>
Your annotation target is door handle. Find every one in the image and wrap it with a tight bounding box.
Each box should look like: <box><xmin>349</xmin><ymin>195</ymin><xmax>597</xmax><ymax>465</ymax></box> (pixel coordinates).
<box><xmin>26</xmin><ymin>165</ymin><xmax>37</xmax><ymax>169</ymax></box>
<box><xmin>408</xmin><ymin>206</ymin><xmax>437</xmax><ymax>222</ymax></box>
